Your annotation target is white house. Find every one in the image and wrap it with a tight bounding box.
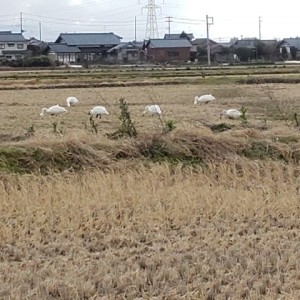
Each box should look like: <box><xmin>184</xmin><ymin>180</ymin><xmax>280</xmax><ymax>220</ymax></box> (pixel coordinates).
<box><xmin>0</xmin><ymin>31</ymin><xmax>29</xmax><ymax>60</ymax></box>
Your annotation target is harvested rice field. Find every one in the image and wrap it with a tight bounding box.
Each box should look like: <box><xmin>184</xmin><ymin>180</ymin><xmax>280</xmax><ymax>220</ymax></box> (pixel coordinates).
<box><xmin>0</xmin><ymin>68</ymin><xmax>300</xmax><ymax>299</ymax></box>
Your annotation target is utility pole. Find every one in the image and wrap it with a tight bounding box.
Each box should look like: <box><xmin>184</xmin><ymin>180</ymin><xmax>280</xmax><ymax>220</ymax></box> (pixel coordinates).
<box><xmin>206</xmin><ymin>15</ymin><xmax>214</xmax><ymax>66</ymax></box>
<box><xmin>134</xmin><ymin>16</ymin><xmax>137</xmax><ymax>41</ymax></box>
<box><xmin>141</xmin><ymin>0</ymin><xmax>161</xmax><ymax>39</ymax></box>
<box><xmin>165</xmin><ymin>16</ymin><xmax>173</xmax><ymax>38</ymax></box>
<box><xmin>259</xmin><ymin>16</ymin><xmax>262</xmax><ymax>40</ymax></box>
<box><xmin>20</xmin><ymin>12</ymin><xmax>23</xmax><ymax>33</ymax></box>
<box><xmin>39</xmin><ymin>21</ymin><xmax>42</xmax><ymax>41</ymax></box>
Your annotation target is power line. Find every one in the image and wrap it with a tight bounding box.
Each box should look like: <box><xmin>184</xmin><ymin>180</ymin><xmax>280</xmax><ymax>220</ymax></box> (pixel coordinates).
<box><xmin>171</xmin><ymin>17</ymin><xmax>205</xmax><ymax>22</ymax></box>
<box><xmin>23</xmin><ymin>18</ymin><xmax>147</xmax><ymax>28</ymax></box>
<box><xmin>0</xmin><ymin>14</ymin><xmax>16</xmax><ymax>18</ymax></box>
<box><xmin>172</xmin><ymin>20</ymin><xmax>203</xmax><ymax>25</ymax></box>
<box><xmin>22</xmin><ymin>12</ymin><xmax>147</xmax><ymax>25</ymax></box>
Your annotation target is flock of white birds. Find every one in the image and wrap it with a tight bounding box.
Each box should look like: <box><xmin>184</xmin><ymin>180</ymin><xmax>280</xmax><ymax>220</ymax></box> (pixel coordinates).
<box><xmin>40</xmin><ymin>96</ymin><xmax>110</xmax><ymax>119</ymax></box>
<box><xmin>39</xmin><ymin>94</ymin><xmax>242</xmax><ymax>120</ymax></box>
<box><xmin>193</xmin><ymin>94</ymin><xmax>242</xmax><ymax>119</ymax></box>
<box><xmin>39</xmin><ymin>97</ymin><xmax>164</xmax><ymax>119</ymax></box>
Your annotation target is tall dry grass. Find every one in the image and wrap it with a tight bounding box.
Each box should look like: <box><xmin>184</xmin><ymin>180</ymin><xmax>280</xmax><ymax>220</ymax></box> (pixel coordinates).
<box><xmin>1</xmin><ymin>162</ymin><xmax>299</xmax><ymax>299</ymax></box>
<box><xmin>1</xmin><ymin>80</ymin><xmax>300</xmax><ymax>298</ymax></box>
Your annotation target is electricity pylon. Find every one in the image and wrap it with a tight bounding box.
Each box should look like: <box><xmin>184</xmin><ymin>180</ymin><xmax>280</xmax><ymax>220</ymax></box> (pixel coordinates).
<box><xmin>141</xmin><ymin>0</ymin><xmax>161</xmax><ymax>39</ymax></box>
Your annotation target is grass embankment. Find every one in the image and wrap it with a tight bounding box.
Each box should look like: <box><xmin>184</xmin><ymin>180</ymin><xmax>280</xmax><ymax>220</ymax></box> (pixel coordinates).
<box><xmin>0</xmin><ymin>128</ymin><xmax>300</xmax><ymax>174</ymax></box>
<box><xmin>1</xmin><ymin>131</ymin><xmax>300</xmax><ymax>299</ymax></box>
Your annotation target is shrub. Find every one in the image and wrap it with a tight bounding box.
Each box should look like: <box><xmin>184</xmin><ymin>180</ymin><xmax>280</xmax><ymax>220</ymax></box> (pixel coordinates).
<box><xmin>22</xmin><ymin>55</ymin><xmax>52</xmax><ymax>67</ymax></box>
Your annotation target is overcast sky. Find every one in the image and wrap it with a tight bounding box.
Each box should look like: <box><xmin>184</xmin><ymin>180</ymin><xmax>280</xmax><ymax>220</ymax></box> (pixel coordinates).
<box><xmin>1</xmin><ymin>0</ymin><xmax>299</xmax><ymax>42</ymax></box>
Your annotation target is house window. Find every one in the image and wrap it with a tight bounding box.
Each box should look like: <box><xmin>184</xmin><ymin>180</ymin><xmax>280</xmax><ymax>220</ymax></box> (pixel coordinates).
<box><xmin>0</xmin><ymin>44</ymin><xmax>4</xmax><ymax>49</ymax></box>
<box><xmin>167</xmin><ymin>51</ymin><xmax>179</xmax><ymax>57</ymax></box>
<box><xmin>8</xmin><ymin>43</ymin><xmax>15</xmax><ymax>47</ymax></box>
<box><xmin>17</xmin><ymin>44</ymin><xmax>24</xmax><ymax>49</ymax></box>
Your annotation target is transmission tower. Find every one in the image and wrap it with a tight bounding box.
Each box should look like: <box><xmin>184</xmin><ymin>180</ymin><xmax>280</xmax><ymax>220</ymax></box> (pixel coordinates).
<box><xmin>141</xmin><ymin>0</ymin><xmax>161</xmax><ymax>39</ymax></box>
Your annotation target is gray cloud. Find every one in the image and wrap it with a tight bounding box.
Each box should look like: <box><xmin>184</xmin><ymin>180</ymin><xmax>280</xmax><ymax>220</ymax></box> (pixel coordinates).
<box><xmin>1</xmin><ymin>0</ymin><xmax>300</xmax><ymax>42</ymax></box>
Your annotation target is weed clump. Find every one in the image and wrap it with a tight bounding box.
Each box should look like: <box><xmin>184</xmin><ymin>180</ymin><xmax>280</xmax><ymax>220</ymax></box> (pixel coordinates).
<box><xmin>51</xmin><ymin>121</ymin><xmax>64</xmax><ymax>135</ymax></box>
<box><xmin>109</xmin><ymin>98</ymin><xmax>137</xmax><ymax>139</ymax></box>
<box><xmin>164</xmin><ymin>119</ymin><xmax>176</xmax><ymax>133</ymax></box>
<box><xmin>25</xmin><ymin>124</ymin><xmax>35</xmax><ymax>137</ymax></box>
<box><xmin>209</xmin><ymin>123</ymin><xmax>233</xmax><ymax>133</ymax></box>
<box><xmin>240</xmin><ymin>106</ymin><xmax>248</xmax><ymax>126</ymax></box>
<box><xmin>88</xmin><ymin>116</ymin><xmax>98</xmax><ymax>134</ymax></box>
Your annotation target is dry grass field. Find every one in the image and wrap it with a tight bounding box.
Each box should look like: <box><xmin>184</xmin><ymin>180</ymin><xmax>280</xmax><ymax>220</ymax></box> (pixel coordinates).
<box><xmin>0</xmin><ymin>81</ymin><xmax>299</xmax><ymax>138</ymax></box>
<box><xmin>1</xmin><ymin>72</ymin><xmax>300</xmax><ymax>299</ymax></box>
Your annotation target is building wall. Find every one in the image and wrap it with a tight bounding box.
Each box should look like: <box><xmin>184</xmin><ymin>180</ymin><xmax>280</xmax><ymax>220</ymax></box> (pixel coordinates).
<box><xmin>0</xmin><ymin>41</ymin><xmax>28</xmax><ymax>59</ymax></box>
<box><xmin>48</xmin><ymin>52</ymin><xmax>80</xmax><ymax>63</ymax></box>
<box><xmin>107</xmin><ymin>49</ymin><xmax>144</xmax><ymax>64</ymax></box>
<box><xmin>147</xmin><ymin>47</ymin><xmax>191</xmax><ymax>63</ymax></box>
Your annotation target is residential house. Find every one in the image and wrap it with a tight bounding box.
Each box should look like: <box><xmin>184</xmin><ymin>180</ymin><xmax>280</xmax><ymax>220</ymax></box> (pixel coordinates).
<box><xmin>107</xmin><ymin>41</ymin><xmax>144</xmax><ymax>64</ymax></box>
<box><xmin>232</xmin><ymin>38</ymin><xmax>257</xmax><ymax>49</ymax></box>
<box><xmin>0</xmin><ymin>31</ymin><xmax>29</xmax><ymax>60</ymax></box>
<box><xmin>190</xmin><ymin>38</ymin><xmax>234</xmax><ymax>63</ymax></box>
<box><xmin>144</xmin><ymin>38</ymin><xmax>192</xmax><ymax>63</ymax></box>
<box><xmin>47</xmin><ymin>43</ymin><xmax>81</xmax><ymax>63</ymax></box>
<box><xmin>231</xmin><ymin>38</ymin><xmax>279</xmax><ymax>62</ymax></box>
<box><xmin>164</xmin><ymin>32</ymin><xmax>194</xmax><ymax>41</ymax></box>
<box><xmin>278</xmin><ymin>38</ymin><xmax>300</xmax><ymax>60</ymax></box>
<box><xmin>53</xmin><ymin>32</ymin><xmax>122</xmax><ymax>63</ymax></box>
<box><xmin>191</xmin><ymin>38</ymin><xmax>218</xmax><ymax>53</ymax></box>
<box><xmin>27</xmin><ymin>37</ymin><xmax>48</xmax><ymax>56</ymax></box>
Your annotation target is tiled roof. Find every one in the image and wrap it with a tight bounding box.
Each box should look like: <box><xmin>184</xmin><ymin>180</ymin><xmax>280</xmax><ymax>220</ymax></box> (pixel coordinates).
<box><xmin>233</xmin><ymin>39</ymin><xmax>257</xmax><ymax>48</ymax></box>
<box><xmin>164</xmin><ymin>33</ymin><xmax>194</xmax><ymax>40</ymax></box>
<box><xmin>282</xmin><ymin>38</ymin><xmax>300</xmax><ymax>49</ymax></box>
<box><xmin>148</xmin><ymin>39</ymin><xmax>192</xmax><ymax>48</ymax></box>
<box><xmin>56</xmin><ymin>33</ymin><xmax>122</xmax><ymax>46</ymax></box>
<box><xmin>48</xmin><ymin>43</ymin><xmax>80</xmax><ymax>53</ymax></box>
<box><xmin>107</xmin><ymin>41</ymin><xmax>144</xmax><ymax>53</ymax></box>
<box><xmin>0</xmin><ymin>31</ymin><xmax>27</xmax><ymax>42</ymax></box>
<box><xmin>107</xmin><ymin>43</ymin><xmax>127</xmax><ymax>52</ymax></box>
<box><xmin>191</xmin><ymin>38</ymin><xmax>217</xmax><ymax>46</ymax></box>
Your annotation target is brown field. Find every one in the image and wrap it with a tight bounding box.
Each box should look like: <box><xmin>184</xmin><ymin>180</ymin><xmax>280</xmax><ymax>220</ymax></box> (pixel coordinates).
<box><xmin>1</xmin><ymin>76</ymin><xmax>300</xmax><ymax>299</ymax></box>
<box><xmin>0</xmin><ymin>82</ymin><xmax>299</xmax><ymax>138</ymax></box>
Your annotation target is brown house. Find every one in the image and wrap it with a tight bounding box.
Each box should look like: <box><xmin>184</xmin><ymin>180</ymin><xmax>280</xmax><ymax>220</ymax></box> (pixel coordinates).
<box><xmin>145</xmin><ymin>39</ymin><xmax>192</xmax><ymax>63</ymax></box>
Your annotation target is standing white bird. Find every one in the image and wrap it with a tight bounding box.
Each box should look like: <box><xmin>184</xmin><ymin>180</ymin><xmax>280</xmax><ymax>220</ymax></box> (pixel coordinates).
<box><xmin>89</xmin><ymin>106</ymin><xmax>109</xmax><ymax>118</ymax></box>
<box><xmin>66</xmin><ymin>96</ymin><xmax>79</xmax><ymax>107</ymax></box>
<box><xmin>143</xmin><ymin>104</ymin><xmax>162</xmax><ymax>116</ymax></box>
<box><xmin>220</xmin><ymin>109</ymin><xmax>242</xmax><ymax>119</ymax></box>
<box><xmin>40</xmin><ymin>104</ymin><xmax>68</xmax><ymax>117</ymax></box>
<box><xmin>194</xmin><ymin>94</ymin><xmax>216</xmax><ymax>105</ymax></box>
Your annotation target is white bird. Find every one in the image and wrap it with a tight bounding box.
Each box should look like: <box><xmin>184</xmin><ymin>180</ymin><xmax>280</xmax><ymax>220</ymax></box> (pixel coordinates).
<box><xmin>194</xmin><ymin>94</ymin><xmax>216</xmax><ymax>105</ymax></box>
<box><xmin>220</xmin><ymin>109</ymin><xmax>242</xmax><ymax>119</ymax></box>
<box><xmin>66</xmin><ymin>96</ymin><xmax>79</xmax><ymax>107</ymax></box>
<box><xmin>143</xmin><ymin>104</ymin><xmax>162</xmax><ymax>116</ymax></box>
<box><xmin>89</xmin><ymin>106</ymin><xmax>109</xmax><ymax>118</ymax></box>
<box><xmin>40</xmin><ymin>104</ymin><xmax>68</xmax><ymax>117</ymax></box>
